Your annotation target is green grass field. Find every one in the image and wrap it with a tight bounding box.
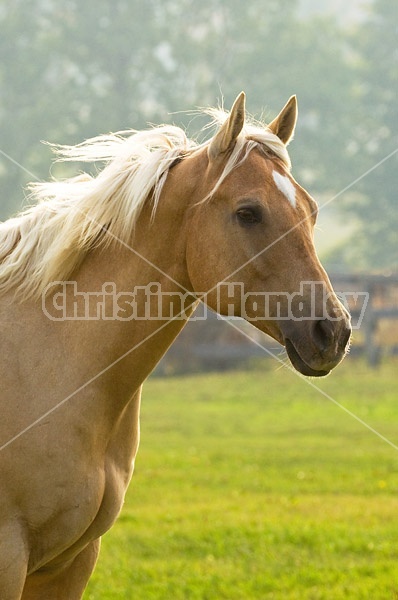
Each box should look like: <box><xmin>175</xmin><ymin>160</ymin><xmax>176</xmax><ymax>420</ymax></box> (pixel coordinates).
<box><xmin>84</xmin><ymin>358</ymin><xmax>398</xmax><ymax>599</ymax></box>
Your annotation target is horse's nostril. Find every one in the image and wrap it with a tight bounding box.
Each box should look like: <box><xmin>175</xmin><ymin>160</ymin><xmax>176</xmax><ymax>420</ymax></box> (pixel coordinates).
<box><xmin>312</xmin><ymin>319</ymin><xmax>334</xmax><ymax>352</ymax></box>
<box><xmin>312</xmin><ymin>319</ymin><xmax>351</xmax><ymax>354</ymax></box>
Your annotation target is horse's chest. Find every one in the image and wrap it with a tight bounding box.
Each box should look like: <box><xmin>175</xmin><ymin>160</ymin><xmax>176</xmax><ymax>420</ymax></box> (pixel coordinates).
<box><xmin>28</xmin><ymin>394</ymin><xmax>141</xmax><ymax>572</ymax></box>
<box><xmin>91</xmin><ymin>452</ymin><xmax>135</xmax><ymax>536</ymax></box>
<box><xmin>80</xmin><ymin>392</ymin><xmax>141</xmax><ymax>535</ymax></box>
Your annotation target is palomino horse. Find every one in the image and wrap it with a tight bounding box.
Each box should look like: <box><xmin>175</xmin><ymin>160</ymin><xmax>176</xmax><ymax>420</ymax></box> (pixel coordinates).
<box><xmin>0</xmin><ymin>93</ymin><xmax>351</xmax><ymax>598</ymax></box>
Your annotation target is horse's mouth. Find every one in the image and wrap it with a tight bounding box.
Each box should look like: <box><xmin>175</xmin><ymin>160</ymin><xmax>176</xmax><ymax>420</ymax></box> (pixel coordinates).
<box><xmin>285</xmin><ymin>338</ymin><xmax>330</xmax><ymax>378</ymax></box>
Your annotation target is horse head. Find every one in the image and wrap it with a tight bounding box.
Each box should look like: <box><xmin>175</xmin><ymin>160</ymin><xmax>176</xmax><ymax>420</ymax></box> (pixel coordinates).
<box><xmin>184</xmin><ymin>93</ymin><xmax>351</xmax><ymax>377</ymax></box>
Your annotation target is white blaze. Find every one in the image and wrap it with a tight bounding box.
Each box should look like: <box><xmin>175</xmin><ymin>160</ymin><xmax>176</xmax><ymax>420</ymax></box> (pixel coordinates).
<box><xmin>272</xmin><ymin>170</ymin><xmax>297</xmax><ymax>208</ymax></box>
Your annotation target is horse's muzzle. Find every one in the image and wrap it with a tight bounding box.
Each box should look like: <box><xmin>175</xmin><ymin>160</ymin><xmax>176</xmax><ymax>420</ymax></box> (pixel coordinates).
<box><xmin>283</xmin><ymin>315</ymin><xmax>352</xmax><ymax>377</ymax></box>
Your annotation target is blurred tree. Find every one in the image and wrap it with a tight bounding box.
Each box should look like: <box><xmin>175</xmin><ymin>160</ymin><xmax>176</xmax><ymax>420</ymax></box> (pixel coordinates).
<box><xmin>0</xmin><ymin>0</ymin><xmax>57</xmax><ymax>215</ymax></box>
<box><xmin>1</xmin><ymin>0</ymin><xmax>394</xmax><ymax>277</ymax></box>
<box><xmin>0</xmin><ymin>0</ymin><xmax>355</xmax><ymax>218</ymax></box>
<box><xmin>142</xmin><ymin>0</ymin><xmax>356</xmax><ymax>193</ymax></box>
<box><xmin>0</xmin><ymin>0</ymin><xmax>162</xmax><ymax>216</ymax></box>
<box><xmin>331</xmin><ymin>0</ymin><xmax>397</xmax><ymax>271</ymax></box>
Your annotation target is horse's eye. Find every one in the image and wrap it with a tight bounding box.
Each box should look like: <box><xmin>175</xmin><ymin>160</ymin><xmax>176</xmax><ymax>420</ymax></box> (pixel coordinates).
<box><xmin>236</xmin><ymin>206</ymin><xmax>262</xmax><ymax>225</ymax></box>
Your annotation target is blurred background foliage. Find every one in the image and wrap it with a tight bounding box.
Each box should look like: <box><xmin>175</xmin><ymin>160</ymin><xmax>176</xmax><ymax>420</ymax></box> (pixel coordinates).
<box><xmin>0</xmin><ymin>0</ymin><xmax>396</xmax><ymax>271</ymax></box>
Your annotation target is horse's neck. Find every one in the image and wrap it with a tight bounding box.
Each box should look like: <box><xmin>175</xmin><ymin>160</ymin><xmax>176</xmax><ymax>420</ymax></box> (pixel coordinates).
<box><xmin>72</xmin><ymin>155</ymin><xmax>205</xmax><ymax>401</ymax></box>
<box><xmin>67</xmin><ymin>204</ymin><xmax>196</xmax><ymax>399</ymax></box>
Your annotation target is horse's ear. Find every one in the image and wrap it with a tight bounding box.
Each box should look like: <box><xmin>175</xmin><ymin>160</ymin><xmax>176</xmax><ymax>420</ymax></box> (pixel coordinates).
<box><xmin>268</xmin><ymin>95</ymin><xmax>297</xmax><ymax>145</ymax></box>
<box><xmin>208</xmin><ymin>92</ymin><xmax>246</xmax><ymax>160</ymax></box>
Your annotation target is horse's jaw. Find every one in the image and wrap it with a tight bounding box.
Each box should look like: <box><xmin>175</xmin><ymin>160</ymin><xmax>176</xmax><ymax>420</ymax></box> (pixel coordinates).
<box><xmin>284</xmin><ymin>338</ymin><xmax>331</xmax><ymax>377</ymax></box>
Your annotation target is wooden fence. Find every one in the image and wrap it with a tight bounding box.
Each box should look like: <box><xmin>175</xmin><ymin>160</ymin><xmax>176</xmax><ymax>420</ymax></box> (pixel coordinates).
<box><xmin>330</xmin><ymin>273</ymin><xmax>398</xmax><ymax>365</ymax></box>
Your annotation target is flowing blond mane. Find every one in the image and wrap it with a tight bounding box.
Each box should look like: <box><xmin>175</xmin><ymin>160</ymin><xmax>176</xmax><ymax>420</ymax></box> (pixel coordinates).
<box><xmin>0</xmin><ymin>107</ymin><xmax>290</xmax><ymax>299</ymax></box>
